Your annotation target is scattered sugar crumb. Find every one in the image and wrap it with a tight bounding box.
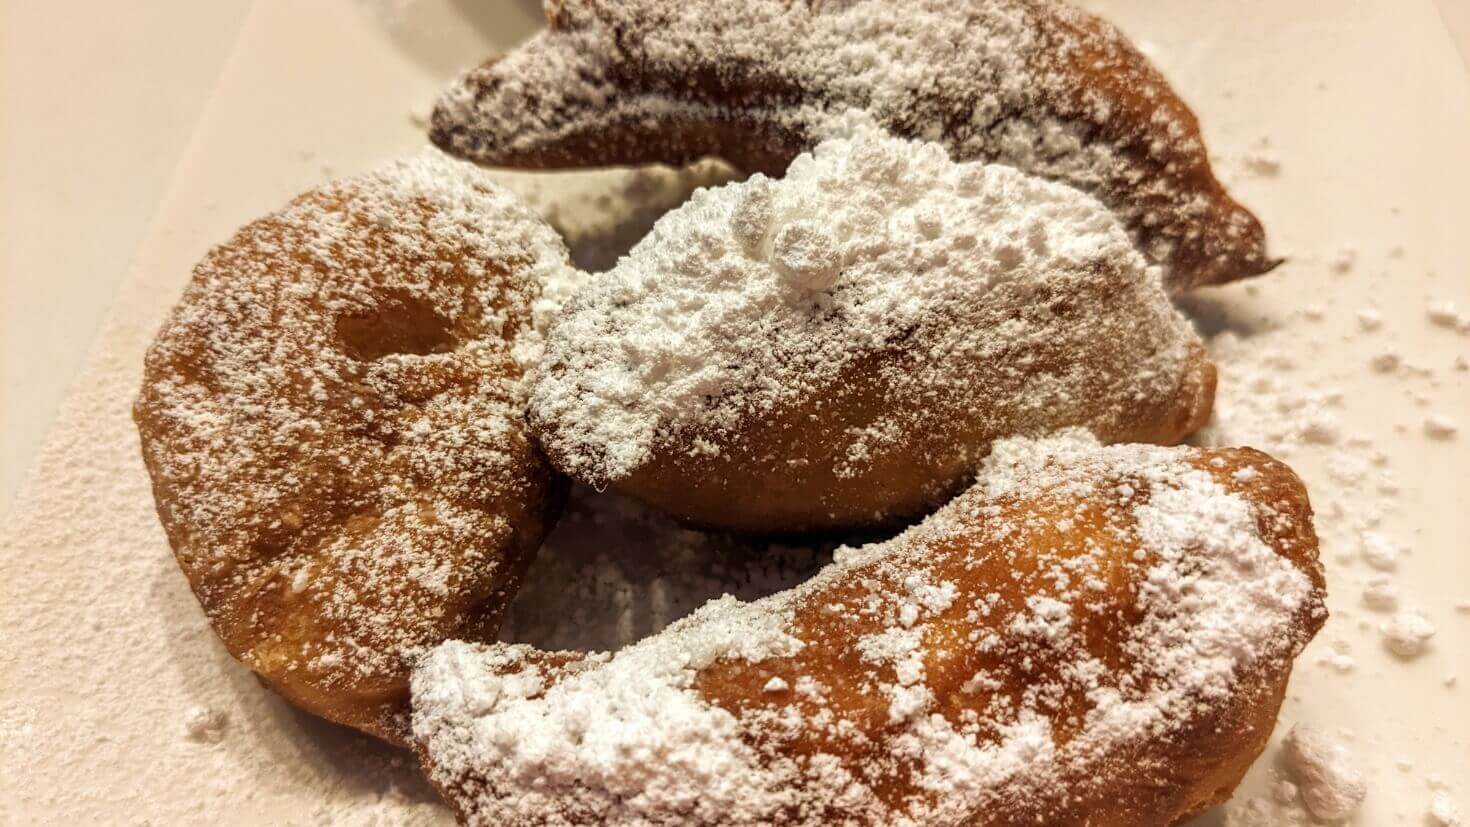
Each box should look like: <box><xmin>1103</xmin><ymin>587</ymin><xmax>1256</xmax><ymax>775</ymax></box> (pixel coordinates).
<box><xmin>1360</xmin><ymin>531</ymin><xmax>1401</xmax><ymax>572</ymax></box>
<box><xmin>1424</xmin><ymin>415</ymin><xmax>1458</xmax><ymax>440</ymax></box>
<box><xmin>1316</xmin><ymin>641</ymin><xmax>1355</xmax><ymax>673</ymax></box>
<box><xmin>1280</xmin><ymin>725</ymin><xmax>1367</xmax><ymax>822</ymax></box>
<box><xmin>1356</xmin><ymin>309</ymin><xmax>1384</xmax><ymax>332</ymax></box>
<box><xmin>1380</xmin><ymin>611</ymin><xmax>1435</xmax><ymax>658</ymax></box>
<box><xmin>1430</xmin><ymin>793</ymin><xmax>1464</xmax><ymax>826</ymax></box>
<box><xmin>1426</xmin><ymin>299</ymin><xmax>1470</xmax><ymax>333</ymax></box>
<box><xmin>1330</xmin><ymin>247</ymin><xmax>1358</xmax><ymax>274</ymax></box>
<box><xmin>1362</xmin><ymin>577</ymin><xmax>1400</xmax><ymax>612</ymax></box>
<box><xmin>182</xmin><ymin>706</ymin><xmax>229</xmax><ymax>744</ymax></box>
<box><xmin>1241</xmin><ymin>138</ymin><xmax>1282</xmax><ymax>178</ymax></box>
<box><xmin>1370</xmin><ymin>351</ymin><xmax>1401</xmax><ymax>373</ymax></box>
<box><xmin>1299</xmin><ymin>414</ymin><xmax>1341</xmax><ymax>446</ymax></box>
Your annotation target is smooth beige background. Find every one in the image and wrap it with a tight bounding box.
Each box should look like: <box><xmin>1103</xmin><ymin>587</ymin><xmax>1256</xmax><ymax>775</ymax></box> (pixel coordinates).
<box><xmin>0</xmin><ymin>1</ymin><xmax>251</xmax><ymax>513</ymax></box>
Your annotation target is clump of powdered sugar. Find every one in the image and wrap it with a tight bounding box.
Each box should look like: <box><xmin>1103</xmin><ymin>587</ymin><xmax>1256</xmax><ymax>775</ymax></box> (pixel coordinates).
<box><xmin>1424</xmin><ymin>414</ymin><xmax>1458</xmax><ymax>440</ymax></box>
<box><xmin>1430</xmin><ymin>793</ymin><xmax>1464</xmax><ymax>826</ymax></box>
<box><xmin>1426</xmin><ymin>299</ymin><xmax>1470</xmax><ymax>334</ymax></box>
<box><xmin>1361</xmin><ymin>576</ymin><xmax>1400</xmax><ymax>612</ymax></box>
<box><xmin>1279</xmin><ymin>725</ymin><xmax>1367</xmax><ymax>821</ymax></box>
<box><xmin>412</xmin><ymin>432</ymin><xmax>1322</xmax><ymax>824</ymax></box>
<box><xmin>1380</xmin><ymin>610</ymin><xmax>1435</xmax><ymax>658</ymax></box>
<box><xmin>530</xmin><ymin>126</ymin><xmax>1200</xmax><ymax>487</ymax></box>
<box><xmin>1360</xmin><ymin>531</ymin><xmax>1402</xmax><ymax>572</ymax></box>
<box><xmin>182</xmin><ymin>705</ymin><xmax>229</xmax><ymax>744</ymax></box>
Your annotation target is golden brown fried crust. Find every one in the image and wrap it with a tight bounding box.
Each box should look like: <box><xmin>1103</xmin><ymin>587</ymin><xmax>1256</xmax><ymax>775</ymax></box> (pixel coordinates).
<box><xmin>687</xmin><ymin>447</ymin><xmax>1323</xmax><ymax>825</ymax></box>
<box><xmin>135</xmin><ymin>163</ymin><xmax>567</xmax><ymax>743</ymax></box>
<box><xmin>411</xmin><ymin>444</ymin><xmax>1324</xmax><ymax>825</ymax></box>
<box><xmin>588</xmin><ymin>279</ymin><xmax>1217</xmax><ymax>536</ymax></box>
<box><xmin>430</xmin><ymin>0</ymin><xmax>1275</xmax><ymax>290</ymax></box>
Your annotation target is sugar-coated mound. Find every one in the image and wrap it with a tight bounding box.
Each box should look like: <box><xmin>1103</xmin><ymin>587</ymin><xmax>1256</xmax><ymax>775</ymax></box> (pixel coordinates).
<box><xmin>530</xmin><ymin>125</ymin><xmax>1216</xmax><ymax>532</ymax></box>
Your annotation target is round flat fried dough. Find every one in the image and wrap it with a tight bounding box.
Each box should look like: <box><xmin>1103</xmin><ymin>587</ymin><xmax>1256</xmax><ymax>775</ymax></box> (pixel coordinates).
<box><xmin>134</xmin><ymin>151</ymin><xmax>574</xmax><ymax>742</ymax></box>
<box><xmin>529</xmin><ymin>128</ymin><xmax>1216</xmax><ymax>533</ymax></box>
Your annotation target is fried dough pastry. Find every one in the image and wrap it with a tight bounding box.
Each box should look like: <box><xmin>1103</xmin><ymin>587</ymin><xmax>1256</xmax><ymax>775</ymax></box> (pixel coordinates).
<box><xmin>430</xmin><ymin>0</ymin><xmax>1274</xmax><ymax>291</ymax></box>
<box><xmin>529</xmin><ymin>128</ymin><xmax>1215</xmax><ymax>534</ymax></box>
<box><xmin>412</xmin><ymin>432</ymin><xmax>1327</xmax><ymax>826</ymax></box>
<box><xmin>134</xmin><ymin>151</ymin><xmax>575</xmax><ymax>742</ymax></box>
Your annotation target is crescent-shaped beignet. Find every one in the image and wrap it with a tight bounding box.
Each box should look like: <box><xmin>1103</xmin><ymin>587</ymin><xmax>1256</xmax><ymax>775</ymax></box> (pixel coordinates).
<box><xmin>430</xmin><ymin>0</ymin><xmax>1275</xmax><ymax>290</ymax></box>
<box><xmin>529</xmin><ymin>128</ymin><xmax>1215</xmax><ymax>533</ymax></box>
<box><xmin>412</xmin><ymin>433</ymin><xmax>1326</xmax><ymax>826</ymax></box>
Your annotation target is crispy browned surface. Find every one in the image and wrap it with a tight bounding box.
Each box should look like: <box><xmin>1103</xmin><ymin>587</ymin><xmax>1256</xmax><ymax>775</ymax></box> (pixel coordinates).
<box><xmin>134</xmin><ymin>175</ymin><xmax>565</xmax><ymax>743</ymax></box>
<box><xmin>414</xmin><ymin>446</ymin><xmax>1323</xmax><ymax>824</ymax></box>
<box><xmin>587</xmin><ymin>273</ymin><xmax>1217</xmax><ymax>535</ymax></box>
<box><xmin>686</xmin><ymin>447</ymin><xmax>1323</xmax><ymax>824</ymax></box>
<box><xmin>431</xmin><ymin>0</ymin><xmax>1275</xmax><ymax>290</ymax></box>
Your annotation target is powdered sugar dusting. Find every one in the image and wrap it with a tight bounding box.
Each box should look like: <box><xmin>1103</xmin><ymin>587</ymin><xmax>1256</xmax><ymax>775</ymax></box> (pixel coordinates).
<box><xmin>133</xmin><ymin>148</ymin><xmax>573</xmax><ymax>737</ymax></box>
<box><xmin>495</xmin><ymin>486</ymin><xmax>833</xmax><ymax>653</ymax></box>
<box><xmin>433</xmin><ymin>0</ymin><xmax>1273</xmax><ymax>289</ymax></box>
<box><xmin>530</xmin><ymin>127</ymin><xmax>1207</xmax><ymax>498</ymax></box>
<box><xmin>413</xmin><ymin>433</ymin><xmax>1324</xmax><ymax>824</ymax></box>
